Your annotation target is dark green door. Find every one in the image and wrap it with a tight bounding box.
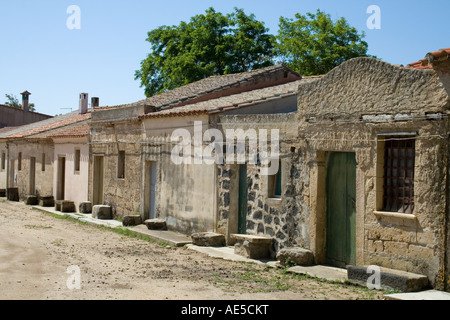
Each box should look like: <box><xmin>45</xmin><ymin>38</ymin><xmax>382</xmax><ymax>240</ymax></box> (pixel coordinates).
<box><xmin>238</xmin><ymin>164</ymin><xmax>247</xmax><ymax>234</ymax></box>
<box><xmin>326</xmin><ymin>152</ymin><xmax>356</xmax><ymax>268</ymax></box>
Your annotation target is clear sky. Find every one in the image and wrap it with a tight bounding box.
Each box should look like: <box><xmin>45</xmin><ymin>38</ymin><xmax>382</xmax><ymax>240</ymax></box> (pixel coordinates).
<box><xmin>0</xmin><ymin>0</ymin><xmax>449</xmax><ymax>116</ymax></box>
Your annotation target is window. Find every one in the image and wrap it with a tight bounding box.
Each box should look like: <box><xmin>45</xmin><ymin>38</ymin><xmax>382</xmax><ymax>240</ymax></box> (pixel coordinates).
<box><xmin>41</xmin><ymin>153</ymin><xmax>46</xmax><ymax>171</ymax></box>
<box><xmin>18</xmin><ymin>152</ymin><xmax>22</xmax><ymax>171</ymax></box>
<box><xmin>1</xmin><ymin>152</ymin><xmax>5</xmax><ymax>171</ymax></box>
<box><xmin>382</xmin><ymin>138</ymin><xmax>415</xmax><ymax>214</ymax></box>
<box><xmin>268</xmin><ymin>160</ymin><xmax>282</xmax><ymax>198</ymax></box>
<box><xmin>117</xmin><ymin>150</ymin><xmax>125</xmax><ymax>179</ymax></box>
<box><xmin>74</xmin><ymin>149</ymin><xmax>81</xmax><ymax>172</ymax></box>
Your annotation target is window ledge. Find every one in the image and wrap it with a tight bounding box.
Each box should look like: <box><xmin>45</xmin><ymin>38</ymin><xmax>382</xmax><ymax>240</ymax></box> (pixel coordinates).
<box><xmin>373</xmin><ymin>210</ymin><xmax>417</xmax><ymax>221</ymax></box>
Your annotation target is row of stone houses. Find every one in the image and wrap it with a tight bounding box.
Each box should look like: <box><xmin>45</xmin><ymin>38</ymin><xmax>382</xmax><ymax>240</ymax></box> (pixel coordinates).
<box><xmin>1</xmin><ymin>48</ymin><xmax>450</xmax><ymax>291</ymax></box>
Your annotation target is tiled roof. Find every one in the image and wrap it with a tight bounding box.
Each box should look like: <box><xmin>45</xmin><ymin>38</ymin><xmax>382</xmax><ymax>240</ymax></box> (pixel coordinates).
<box><xmin>406</xmin><ymin>48</ymin><xmax>450</xmax><ymax>70</ymax></box>
<box><xmin>50</xmin><ymin>123</ymin><xmax>90</xmax><ymax>139</ymax></box>
<box><xmin>98</xmin><ymin>64</ymin><xmax>301</xmax><ymax>111</ymax></box>
<box><xmin>0</xmin><ymin>111</ymin><xmax>91</xmax><ymax>139</ymax></box>
<box><xmin>140</xmin><ymin>76</ymin><xmax>321</xmax><ymax>119</ymax></box>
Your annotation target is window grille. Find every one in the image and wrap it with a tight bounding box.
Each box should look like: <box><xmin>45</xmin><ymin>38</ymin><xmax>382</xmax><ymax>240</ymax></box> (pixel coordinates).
<box><xmin>383</xmin><ymin>138</ymin><xmax>415</xmax><ymax>214</ymax></box>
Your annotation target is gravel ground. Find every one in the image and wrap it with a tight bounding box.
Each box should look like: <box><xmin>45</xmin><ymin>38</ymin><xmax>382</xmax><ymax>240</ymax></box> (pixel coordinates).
<box><xmin>0</xmin><ymin>199</ymin><xmax>386</xmax><ymax>301</ymax></box>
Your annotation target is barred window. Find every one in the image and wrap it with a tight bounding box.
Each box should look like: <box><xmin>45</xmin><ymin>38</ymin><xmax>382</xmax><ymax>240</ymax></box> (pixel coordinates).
<box><xmin>383</xmin><ymin>138</ymin><xmax>415</xmax><ymax>214</ymax></box>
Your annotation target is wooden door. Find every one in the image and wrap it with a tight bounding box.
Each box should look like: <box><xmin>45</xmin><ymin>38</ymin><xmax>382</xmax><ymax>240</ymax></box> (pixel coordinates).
<box><xmin>149</xmin><ymin>161</ymin><xmax>157</xmax><ymax>219</ymax></box>
<box><xmin>238</xmin><ymin>164</ymin><xmax>247</xmax><ymax>234</ymax></box>
<box><xmin>93</xmin><ymin>156</ymin><xmax>104</xmax><ymax>205</ymax></box>
<box><xmin>326</xmin><ymin>152</ymin><xmax>356</xmax><ymax>268</ymax></box>
<box><xmin>29</xmin><ymin>157</ymin><xmax>36</xmax><ymax>195</ymax></box>
<box><xmin>56</xmin><ymin>157</ymin><xmax>66</xmax><ymax>200</ymax></box>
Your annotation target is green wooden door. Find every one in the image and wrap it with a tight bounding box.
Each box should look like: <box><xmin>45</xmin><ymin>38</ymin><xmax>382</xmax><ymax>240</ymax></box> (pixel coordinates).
<box><xmin>238</xmin><ymin>164</ymin><xmax>248</xmax><ymax>234</ymax></box>
<box><xmin>326</xmin><ymin>152</ymin><xmax>356</xmax><ymax>268</ymax></box>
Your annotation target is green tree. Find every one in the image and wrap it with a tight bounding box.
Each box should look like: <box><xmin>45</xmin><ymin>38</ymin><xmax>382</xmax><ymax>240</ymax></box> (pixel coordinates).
<box><xmin>135</xmin><ymin>7</ymin><xmax>275</xmax><ymax>97</ymax></box>
<box><xmin>275</xmin><ymin>10</ymin><xmax>372</xmax><ymax>76</ymax></box>
<box><xmin>4</xmin><ymin>94</ymin><xmax>36</xmax><ymax>111</ymax></box>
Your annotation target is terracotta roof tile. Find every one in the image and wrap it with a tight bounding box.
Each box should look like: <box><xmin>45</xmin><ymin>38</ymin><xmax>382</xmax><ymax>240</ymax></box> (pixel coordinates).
<box><xmin>50</xmin><ymin>123</ymin><xmax>90</xmax><ymax>138</ymax></box>
<box><xmin>1</xmin><ymin>111</ymin><xmax>91</xmax><ymax>139</ymax></box>
<box><xmin>140</xmin><ymin>76</ymin><xmax>322</xmax><ymax>119</ymax></box>
<box><xmin>406</xmin><ymin>48</ymin><xmax>450</xmax><ymax>70</ymax></box>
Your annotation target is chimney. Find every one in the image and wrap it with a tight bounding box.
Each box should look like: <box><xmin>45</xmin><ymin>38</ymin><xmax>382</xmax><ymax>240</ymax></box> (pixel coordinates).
<box><xmin>91</xmin><ymin>97</ymin><xmax>99</xmax><ymax>108</ymax></box>
<box><xmin>79</xmin><ymin>93</ymin><xmax>88</xmax><ymax>114</ymax></box>
<box><xmin>21</xmin><ymin>91</ymin><xmax>31</xmax><ymax>112</ymax></box>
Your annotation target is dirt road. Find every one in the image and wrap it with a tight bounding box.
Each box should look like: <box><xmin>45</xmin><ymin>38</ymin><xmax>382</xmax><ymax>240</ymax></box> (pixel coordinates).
<box><xmin>0</xmin><ymin>199</ymin><xmax>385</xmax><ymax>300</ymax></box>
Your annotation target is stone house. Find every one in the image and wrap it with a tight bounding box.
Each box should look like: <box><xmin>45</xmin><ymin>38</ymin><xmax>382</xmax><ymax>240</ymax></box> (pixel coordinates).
<box><xmin>289</xmin><ymin>53</ymin><xmax>450</xmax><ymax>290</ymax></box>
<box><xmin>0</xmin><ymin>106</ymin><xmax>91</xmax><ymax>202</ymax></box>
<box><xmin>88</xmin><ymin>64</ymin><xmax>302</xmax><ymax>233</ymax></box>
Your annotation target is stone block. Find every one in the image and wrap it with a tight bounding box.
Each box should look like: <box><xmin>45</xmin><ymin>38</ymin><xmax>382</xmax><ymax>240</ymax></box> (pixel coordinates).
<box><xmin>191</xmin><ymin>232</ymin><xmax>225</xmax><ymax>247</ymax></box>
<box><xmin>79</xmin><ymin>201</ymin><xmax>92</xmax><ymax>214</ymax></box>
<box><xmin>122</xmin><ymin>215</ymin><xmax>142</xmax><ymax>226</ymax></box>
<box><xmin>347</xmin><ymin>265</ymin><xmax>429</xmax><ymax>292</ymax></box>
<box><xmin>276</xmin><ymin>247</ymin><xmax>314</xmax><ymax>266</ymax></box>
<box><xmin>7</xmin><ymin>188</ymin><xmax>19</xmax><ymax>202</ymax></box>
<box><xmin>55</xmin><ymin>200</ymin><xmax>62</xmax><ymax>211</ymax></box>
<box><xmin>61</xmin><ymin>201</ymin><xmax>76</xmax><ymax>213</ymax></box>
<box><xmin>92</xmin><ymin>205</ymin><xmax>112</xmax><ymax>220</ymax></box>
<box><xmin>39</xmin><ymin>196</ymin><xmax>54</xmax><ymax>207</ymax></box>
<box><xmin>144</xmin><ymin>218</ymin><xmax>167</xmax><ymax>230</ymax></box>
<box><xmin>24</xmin><ymin>195</ymin><xmax>38</xmax><ymax>206</ymax></box>
<box><xmin>231</xmin><ymin>234</ymin><xmax>272</xmax><ymax>259</ymax></box>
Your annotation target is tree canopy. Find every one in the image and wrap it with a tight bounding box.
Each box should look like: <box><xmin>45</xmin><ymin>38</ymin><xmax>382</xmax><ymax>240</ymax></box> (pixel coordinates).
<box><xmin>275</xmin><ymin>10</ymin><xmax>371</xmax><ymax>76</ymax></box>
<box><xmin>135</xmin><ymin>7</ymin><xmax>372</xmax><ymax>97</ymax></box>
<box><xmin>135</xmin><ymin>7</ymin><xmax>275</xmax><ymax>97</ymax></box>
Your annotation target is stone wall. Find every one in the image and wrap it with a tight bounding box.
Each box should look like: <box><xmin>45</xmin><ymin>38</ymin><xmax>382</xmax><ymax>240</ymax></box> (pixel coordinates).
<box><xmin>295</xmin><ymin>57</ymin><xmax>450</xmax><ymax>289</ymax></box>
<box><xmin>89</xmin><ymin>121</ymin><xmax>142</xmax><ymax>218</ymax></box>
<box><xmin>298</xmin><ymin>57</ymin><xmax>450</xmax><ymax>122</ymax></box>
<box><xmin>216</xmin><ymin>113</ymin><xmax>302</xmax><ymax>252</ymax></box>
<box><xmin>7</xmin><ymin>140</ymin><xmax>54</xmax><ymax>199</ymax></box>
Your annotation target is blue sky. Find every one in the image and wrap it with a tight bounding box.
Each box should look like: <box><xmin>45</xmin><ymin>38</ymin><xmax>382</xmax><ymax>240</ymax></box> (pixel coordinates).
<box><xmin>0</xmin><ymin>0</ymin><xmax>448</xmax><ymax>116</ymax></box>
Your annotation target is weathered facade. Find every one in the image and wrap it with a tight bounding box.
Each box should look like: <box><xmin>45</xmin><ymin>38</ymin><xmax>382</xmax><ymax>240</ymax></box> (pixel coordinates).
<box><xmin>0</xmin><ymin>110</ymin><xmax>91</xmax><ymax>201</ymax></box>
<box><xmin>293</xmin><ymin>56</ymin><xmax>450</xmax><ymax>289</ymax></box>
<box><xmin>88</xmin><ymin>64</ymin><xmax>302</xmax><ymax>232</ymax></box>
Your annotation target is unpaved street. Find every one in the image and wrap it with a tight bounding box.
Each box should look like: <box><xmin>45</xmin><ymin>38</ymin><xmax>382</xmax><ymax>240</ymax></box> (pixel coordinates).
<box><xmin>0</xmin><ymin>199</ymin><xmax>384</xmax><ymax>300</ymax></box>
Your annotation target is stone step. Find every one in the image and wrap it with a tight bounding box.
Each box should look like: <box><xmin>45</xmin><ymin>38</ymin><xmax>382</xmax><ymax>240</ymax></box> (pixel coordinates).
<box><xmin>231</xmin><ymin>234</ymin><xmax>273</xmax><ymax>259</ymax></box>
<box><xmin>347</xmin><ymin>265</ymin><xmax>429</xmax><ymax>292</ymax></box>
<box><xmin>92</xmin><ymin>205</ymin><xmax>112</xmax><ymax>220</ymax></box>
<box><xmin>144</xmin><ymin>218</ymin><xmax>167</xmax><ymax>230</ymax></box>
<box><xmin>191</xmin><ymin>232</ymin><xmax>225</xmax><ymax>247</ymax></box>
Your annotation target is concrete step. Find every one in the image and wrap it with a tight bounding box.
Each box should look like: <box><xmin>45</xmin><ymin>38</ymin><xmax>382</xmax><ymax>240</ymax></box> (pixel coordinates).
<box><xmin>347</xmin><ymin>265</ymin><xmax>429</xmax><ymax>292</ymax></box>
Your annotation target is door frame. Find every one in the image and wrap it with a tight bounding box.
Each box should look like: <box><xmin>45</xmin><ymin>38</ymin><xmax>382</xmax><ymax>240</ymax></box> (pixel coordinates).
<box><xmin>237</xmin><ymin>163</ymin><xmax>248</xmax><ymax>235</ymax></box>
<box><xmin>144</xmin><ymin>161</ymin><xmax>157</xmax><ymax>220</ymax></box>
<box><xmin>309</xmin><ymin>150</ymin><xmax>362</xmax><ymax>267</ymax></box>
<box><xmin>29</xmin><ymin>157</ymin><xmax>36</xmax><ymax>195</ymax></box>
<box><xmin>56</xmin><ymin>156</ymin><xmax>66</xmax><ymax>200</ymax></box>
<box><xmin>325</xmin><ymin>152</ymin><xmax>356</xmax><ymax>268</ymax></box>
<box><xmin>93</xmin><ymin>155</ymin><xmax>104</xmax><ymax>205</ymax></box>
